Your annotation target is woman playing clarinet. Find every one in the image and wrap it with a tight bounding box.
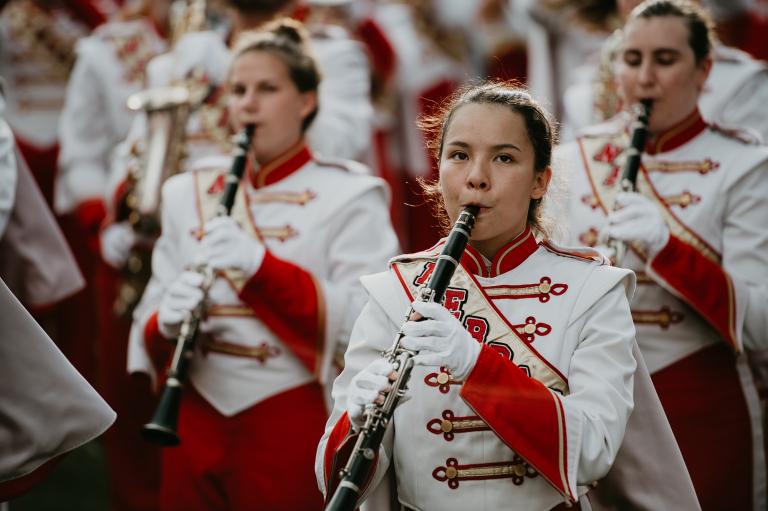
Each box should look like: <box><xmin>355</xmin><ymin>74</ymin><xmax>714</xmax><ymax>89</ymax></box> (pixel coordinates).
<box><xmin>558</xmin><ymin>1</ymin><xmax>768</xmax><ymax>509</ymax></box>
<box><xmin>128</xmin><ymin>18</ymin><xmax>399</xmax><ymax>511</ymax></box>
<box><xmin>316</xmin><ymin>82</ymin><xmax>687</xmax><ymax>510</ymax></box>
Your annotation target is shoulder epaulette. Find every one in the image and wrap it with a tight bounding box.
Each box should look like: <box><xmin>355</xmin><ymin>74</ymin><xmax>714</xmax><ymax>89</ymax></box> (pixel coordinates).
<box><xmin>540</xmin><ymin>240</ymin><xmax>608</xmax><ymax>264</ymax></box>
<box><xmin>709</xmin><ymin>124</ymin><xmax>763</xmax><ymax>145</ymax></box>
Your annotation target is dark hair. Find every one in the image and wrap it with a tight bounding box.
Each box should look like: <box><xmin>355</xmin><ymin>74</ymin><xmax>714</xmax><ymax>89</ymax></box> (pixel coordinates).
<box><xmin>417</xmin><ymin>81</ymin><xmax>557</xmax><ymax>237</ymax></box>
<box><xmin>629</xmin><ymin>0</ymin><xmax>715</xmax><ymax>63</ymax></box>
<box><xmin>230</xmin><ymin>18</ymin><xmax>321</xmax><ymax>131</ymax></box>
<box><xmin>226</xmin><ymin>0</ymin><xmax>290</xmax><ymax>16</ymax></box>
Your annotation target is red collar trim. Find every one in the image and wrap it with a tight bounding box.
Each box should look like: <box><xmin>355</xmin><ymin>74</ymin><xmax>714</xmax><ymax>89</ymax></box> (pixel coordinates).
<box><xmin>461</xmin><ymin>226</ymin><xmax>538</xmax><ymax>277</ymax></box>
<box><xmin>248</xmin><ymin>141</ymin><xmax>312</xmax><ymax>189</ymax></box>
<box><xmin>645</xmin><ymin>109</ymin><xmax>707</xmax><ymax>155</ymax></box>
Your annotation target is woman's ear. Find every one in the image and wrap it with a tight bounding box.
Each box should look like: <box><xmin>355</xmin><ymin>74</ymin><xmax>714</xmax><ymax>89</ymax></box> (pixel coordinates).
<box><xmin>531</xmin><ymin>166</ymin><xmax>553</xmax><ymax>200</ymax></box>
<box><xmin>300</xmin><ymin>90</ymin><xmax>318</xmax><ymax>121</ymax></box>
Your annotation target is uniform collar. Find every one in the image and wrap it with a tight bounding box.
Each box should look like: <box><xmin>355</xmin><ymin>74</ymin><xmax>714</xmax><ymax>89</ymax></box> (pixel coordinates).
<box><xmin>461</xmin><ymin>226</ymin><xmax>538</xmax><ymax>278</ymax></box>
<box><xmin>247</xmin><ymin>141</ymin><xmax>312</xmax><ymax>189</ymax></box>
<box><xmin>644</xmin><ymin>108</ymin><xmax>707</xmax><ymax>155</ymax></box>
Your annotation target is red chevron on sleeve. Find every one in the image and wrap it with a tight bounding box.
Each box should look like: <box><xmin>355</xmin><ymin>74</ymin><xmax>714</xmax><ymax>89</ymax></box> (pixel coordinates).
<box><xmin>239</xmin><ymin>251</ymin><xmax>325</xmax><ymax>375</ymax></box>
<box><xmin>460</xmin><ymin>345</ymin><xmax>575</xmax><ymax>502</ymax></box>
<box><xmin>649</xmin><ymin>234</ymin><xmax>739</xmax><ymax>351</ymax></box>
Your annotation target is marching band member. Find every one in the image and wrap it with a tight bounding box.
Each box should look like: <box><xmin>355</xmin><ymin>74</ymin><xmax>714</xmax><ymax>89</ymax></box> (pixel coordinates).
<box><xmin>55</xmin><ymin>3</ymin><xmax>171</xmax><ymax>509</ymax></box>
<box><xmin>318</xmin><ymin>82</ymin><xmax>697</xmax><ymax>510</ymax></box>
<box><xmin>556</xmin><ymin>1</ymin><xmax>768</xmax><ymax>508</ymax></box>
<box><xmin>128</xmin><ymin>18</ymin><xmax>398</xmax><ymax>511</ymax></box>
<box><xmin>561</xmin><ymin>0</ymin><xmax>768</xmax><ymax>142</ymax></box>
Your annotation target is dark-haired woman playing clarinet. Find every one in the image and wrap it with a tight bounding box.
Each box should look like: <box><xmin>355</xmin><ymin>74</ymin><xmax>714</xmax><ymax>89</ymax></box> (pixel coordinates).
<box><xmin>316</xmin><ymin>81</ymin><xmax>692</xmax><ymax>510</ymax></box>
<box><xmin>128</xmin><ymin>19</ymin><xmax>398</xmax><ymax>511</ymax></box>
<box><xmin>558</xmin><ymin>1</ymin><xmax>768</xmax><ymax>509</ymax></box>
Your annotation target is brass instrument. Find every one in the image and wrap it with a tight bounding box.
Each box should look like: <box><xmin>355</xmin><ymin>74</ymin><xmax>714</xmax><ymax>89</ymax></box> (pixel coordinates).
<box><xmin>114</xmin><ymin>0</ymin><xmax>211</xmax><ymax>318</ymax></box>
<box><xmin>142</xmin><ymin>124</ymin><xmax>255</xmax><ymax>446</ymax></box>
<box><xmin>604</xmin><ymin>98</ymin><xmax>653</xmax><ymax>265</ymax></box>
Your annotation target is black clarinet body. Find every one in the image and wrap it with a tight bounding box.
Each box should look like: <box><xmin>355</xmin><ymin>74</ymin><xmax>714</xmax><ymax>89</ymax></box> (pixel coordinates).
<box><xmin>325</xmin><ymin>206</ymin><xmax>479</xmax><ymax>511</ymax></box>
<box><xmin>141</xmin><ymin>124</ymin><xmax>255</xmax><ymax>446</ymax></box>
<box><xmin>605</xmin><ymin>99</ymin><xmax>653</xmax><ymax>264</ymax></box>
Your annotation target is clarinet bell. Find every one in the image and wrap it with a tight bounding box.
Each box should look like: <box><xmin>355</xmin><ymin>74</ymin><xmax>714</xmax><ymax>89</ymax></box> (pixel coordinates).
<box><xmin>141</xmin><ymin>379</ymin><xmax>183</xmax><ymax>446</ymax></box>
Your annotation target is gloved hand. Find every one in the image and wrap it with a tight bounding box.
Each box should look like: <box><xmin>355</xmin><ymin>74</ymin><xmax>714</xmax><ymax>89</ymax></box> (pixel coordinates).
<box><xmin>400</xmin><ymin>301</ymin><xmax>481</xmax><ymax>381</ymax></box>
<box><xmin>100</xmin><ymin>221</ymin><xmax>136</xmax><ymax>269</ymax></box>
<box><xmin>346</xmin><ymin>358</ymin><xmax>395</xmax><ymax>430</ymax></box>
<box><xmin>158</xmin><ymin>271</ymin><xmax>205</xmax><ymax>338</ymax></box>
<box><xmin>604</xmin><ymin>192</ymin><xmax>670</xmax><ymax>258</ymax></box>
<box><xmin>173</xmin><ymin>31</ymin><xmax>231</xmax><ymax>84</ymax></box>
<box><xmin>200</xmin><ymin>216</ymin><xmax>265</xmax><ymax>277</ymax></box>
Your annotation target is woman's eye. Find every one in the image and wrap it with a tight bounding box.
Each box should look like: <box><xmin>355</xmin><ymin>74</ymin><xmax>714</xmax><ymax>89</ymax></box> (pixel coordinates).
<box><xmin>656</xmin><ymin>55</ymin><xmax>677</xmax><ymax>66</ymax></box>
<box><xmin>622</xmin><ymin>52</ymin><xmax>641</xmax><ymax>67</ymax></box>
<box><xmin>230</xmin><ymin>84</ymin><xmax>246</xmax><ymax>96</ymax></box>
<box><xmin>448</xmin><ymin>151</ymin><xmax>468</xmax><ymax>161</ymax></box>
<box><xmin>495</xmin><ymin>154</ymin><xmax>514</xmax><ymax>163</ymax></box>
<box><xmin>259</xmin><ymin>83</ymin><xmax>279</xmax><ymax>92</ymax></box>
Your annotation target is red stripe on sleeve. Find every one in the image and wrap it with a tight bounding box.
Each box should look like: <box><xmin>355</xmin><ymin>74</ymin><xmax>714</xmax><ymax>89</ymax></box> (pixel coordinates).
<box><xmin>239</xmin><ymin>251</ymin><xmax>323</xmax><ymax>374</ymax></box>
<box><xmin>461</xmin><ymin>345</ymin><xmax>573</xmax><ymax>500</ymax></box>
<box><xmin>650</xmin><ymin>234</ymin><xmax>738</xmax><ymax>350</ymax></box>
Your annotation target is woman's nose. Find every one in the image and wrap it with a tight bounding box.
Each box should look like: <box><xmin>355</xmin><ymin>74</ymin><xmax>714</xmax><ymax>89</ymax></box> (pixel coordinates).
<box><xmin>466</xmin><ymin>161</ymin><xmax>490</xmax><ymax>190</ymax></box>
<box><xmin>637</xmin><ymin>60</ymin><xmax>656</xmax><ymax>87</ymax></box>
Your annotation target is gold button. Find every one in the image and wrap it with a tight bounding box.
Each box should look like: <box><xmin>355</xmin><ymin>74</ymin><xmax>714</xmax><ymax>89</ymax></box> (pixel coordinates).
<box><xmin>524</xmin><ymin>323</ymin><xmax>536</xmax><ymax>335</ymax></box>
<box><xmin>513</xmin><ymin>464</ymin><xmax>526</xmax><ymax>477</ymax></box>
<box><xmin>539</xmin><ymin>282</ymin><xmax>551</xmax><ymax>294</ymax></box>
<box><xmin>441</xmin><ymin>420</ymin><xmax>453</xmax><ymax>433</ymax></box>
<box><xmin>445</xmin><ymin>467</ymin><xmax>458</xmax><ymax>479</ymax></box>
<box><xmin>437</xmin><ymin>373</ymin><xmax>450</xmax><ymax>385</ymax></box>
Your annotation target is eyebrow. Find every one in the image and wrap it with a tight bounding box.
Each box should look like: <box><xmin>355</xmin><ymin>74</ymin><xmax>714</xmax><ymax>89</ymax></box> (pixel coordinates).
<box><xmin>445</xmin><ymin>141</ymin><xmax>522</xmax><ymax>152</ymax></box>
<box><xmin>623</xmin><ymin>48</ymin><xmax>681</xmax><ymax>56</ymax></box>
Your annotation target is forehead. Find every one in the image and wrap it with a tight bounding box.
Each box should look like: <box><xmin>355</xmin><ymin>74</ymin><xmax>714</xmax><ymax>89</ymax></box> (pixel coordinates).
<box><xmin>623</xmin><ymin>16</ymin><xmax>691</xmax><ymax>52</ymax></box>
<box><xmin>444</xmin><ymin>103</ymin><xmax>531</xmax><ymax>148</ymax></box>
<box><xmin>229</xmin><ymin>50</ymin><xmax>290</xmax><ymax>82</ymax></box>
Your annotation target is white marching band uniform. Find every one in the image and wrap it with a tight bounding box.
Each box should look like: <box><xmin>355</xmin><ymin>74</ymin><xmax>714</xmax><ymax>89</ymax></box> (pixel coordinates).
<box><xmin>318</xmin><ymin>230</ymin><xmax>699</xmax><ymax>510</ymax></box>
<box><xmin>56</xmin><ymin>17</ymin><xmax>167</xmax><ymax>215</ymax></box>
<box><xmin>556</xmin><ymin>110</ymin><xmax>768</xmax><ymax>509</ymax></box>
<box><xmin>128</xmin><ymin>143</ymin><xmax>399</xmax><ymax>412</ymax></box>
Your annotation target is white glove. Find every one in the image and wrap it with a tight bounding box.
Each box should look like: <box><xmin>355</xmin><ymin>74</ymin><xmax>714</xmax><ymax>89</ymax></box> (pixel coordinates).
<box><xmin>346</xmin><ymin>358</ymin><xmax>395</xmax><ymax>430</ymax></box>
<box><xmin>200</xmin><ymin>216</ymin><xmax>265</xmax><ymax>277</ymax></box>
<box><xmin>173</xmin><ymin>31</ymin><xmax>231</xmax><ymax>83</ymax></box>
<box><xmin>604</xmin><ymin>192</ymin><xmax>670</xmax><ymax>258</ymax></box>
<box><xmin>100</xmin><ymin>221</ymin><xmax>136</xmax><ymax>269</ymax></box>
<box><xmin>399</xmin><ymin>301</ymin><xmax>482</xmax><ymax>381</ymax></box>
<box><xmin>158</xmin><ymin>271</ymin><xmax>205</xmax><ymax>338</ymax></box>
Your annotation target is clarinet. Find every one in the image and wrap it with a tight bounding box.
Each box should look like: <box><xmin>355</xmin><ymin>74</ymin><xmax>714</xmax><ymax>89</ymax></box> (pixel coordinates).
<box><xmin>604</xmin><ymin>98</ymin><xmax>653</xmax><ymax>265</ymax></box>
<box><xmin>141</xmin><ymin>124</ymin><xmax>256</xmax><ymax>446</ymax></box>
<box><xmin>325</xmin><ymin>205</ymin><xmax>479</xmax><ymax>511</ymax></box>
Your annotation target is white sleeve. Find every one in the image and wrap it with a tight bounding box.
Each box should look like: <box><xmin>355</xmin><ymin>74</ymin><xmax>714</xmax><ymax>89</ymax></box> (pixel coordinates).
<box><xmin>56</xmin><ymin>43</ymin><xmax>113</xmax><ymax>214</ymax></box>
<box><xmin>565</xmin><ymin>276</ymin><xmax>637</xmax><ymax>484</ymax></box>
<box><xmin>315</xmin><ymin>296</ymin><xmax>398</xmax><ymax>498</ymax></box>
<box><xmin>318</xmin><ymin>184</ymin><xmax>400</xmax><ymax>384</ymax></box>
<box><xmin>723</xmin><ymin>159</ymin><xmax>768</xmax><ymax>350</ymax></box>
<box><xmin>308</xmin><ymin>37</ymin><xmax>373</xmax><ymax>161</ymax></box>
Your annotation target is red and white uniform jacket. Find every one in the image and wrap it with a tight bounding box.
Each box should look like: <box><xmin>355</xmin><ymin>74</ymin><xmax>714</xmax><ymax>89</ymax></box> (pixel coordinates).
<box><xmin>55</xmin><ymin>18</ymin><xmax>167</xmax><ymax>215</ymax></box>
<box><xmin>556</xmin><ymin>109</ymin><xmax>768</xmax><ymax>372</ymax></box>
<box><xmin>128</xmin><ymin>143</ymin><xmax>399</xmax><ymax>416</ymax></box>
<box><xmin>0</xmin><ymin>1</ymin><xmax>104</xmax><ymax>151</ymax></box>
<box><xmin>318</xmin><ymin>231</ymin><xmax>641</xmax><ymax>510</ymax></box>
